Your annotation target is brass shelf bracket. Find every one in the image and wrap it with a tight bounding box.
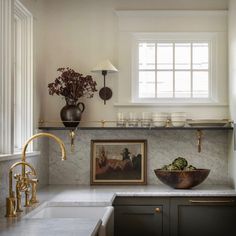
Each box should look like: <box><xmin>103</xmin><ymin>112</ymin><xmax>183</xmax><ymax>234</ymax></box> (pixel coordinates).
<box><xmin>69</xmin><ymin>130</ymin><xmax>76</xmax><ymax>152</ymax></box>
<box><xmin>197</xmin><ymin>129</ymin><xmax>203</xmax><ymax>153</ymax></box>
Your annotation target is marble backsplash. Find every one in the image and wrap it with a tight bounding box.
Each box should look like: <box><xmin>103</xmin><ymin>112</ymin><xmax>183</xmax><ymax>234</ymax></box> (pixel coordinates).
<box><xmin>48</xmin><ymin>130</ymin><xmax>230</xmax><ymax>186</ymax></box>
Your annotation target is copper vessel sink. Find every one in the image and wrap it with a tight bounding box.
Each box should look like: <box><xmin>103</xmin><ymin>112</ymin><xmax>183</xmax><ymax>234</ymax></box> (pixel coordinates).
<box><xmin>154</xmin><ymin>169</ymin><xmax>210</xmax><ymax>189</ymax></box>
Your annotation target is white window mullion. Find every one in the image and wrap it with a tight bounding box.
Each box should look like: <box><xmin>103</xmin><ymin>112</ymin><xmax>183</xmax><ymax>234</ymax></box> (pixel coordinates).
<box><xmin>0</xmin><ymin>0</ymin><xmax>14</xmax><ymax>154</ymax></box>
<box><xmin>26</xmin><ymin>14</ymin><xmax>33</xmax><ymax>150</ymax></box>
<box><xmin>22</xmin><ymin>17</ymin><xmax>27</xmax><ymax>149</ymax></box>
<box><xmin>14</xmin><ymin>0</ymin><xmax>33</xmax><ymax>152</ymax></box>
<box><xmin>208</xmin><ymin>41</ymin><xmax>212</xmax><ymax>99</ymax></box>
<box><xmin>14</xmin><ymin>16</ymin><xmax>22</xmax><ymax>151</ymax></box>
<box><xmin>155</xmin><ymin>43</ymin><xmax>157</xmax><ymax>98</ymax></box>
<box><xmin>173</xmin><ymin>43</ymin><xmax>175</xmax><ymax>98</ymax></box>
<box><xmin>190</xmin><ymin>43</ymin><xmax>193</xmax><ymax>98</ymax></box>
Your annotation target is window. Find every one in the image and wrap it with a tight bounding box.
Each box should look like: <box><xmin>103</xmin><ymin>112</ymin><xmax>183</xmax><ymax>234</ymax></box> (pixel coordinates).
<box><xmin>132</xmin><ymin>33</ymin><xmax>216</xmax><ymax>104</ymax></box>
<box><xmin>0</xmin><ymin>0</ymin><xmax>33</xmax><ymax>155</ymax></box>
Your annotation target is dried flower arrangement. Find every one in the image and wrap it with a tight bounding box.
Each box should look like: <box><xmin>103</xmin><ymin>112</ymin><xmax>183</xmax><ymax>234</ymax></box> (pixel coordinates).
<box><xmin>48</xmin><ymin>67</ymin><xmax>97</xmax><ymax>104</ymax></box>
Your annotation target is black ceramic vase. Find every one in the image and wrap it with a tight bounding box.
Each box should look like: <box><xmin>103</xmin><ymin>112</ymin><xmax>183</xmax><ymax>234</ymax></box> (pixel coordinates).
<box><xmin>60</xmin><ymin>99</ymin><xmax>85</xmax><ymax>127</ymax></box>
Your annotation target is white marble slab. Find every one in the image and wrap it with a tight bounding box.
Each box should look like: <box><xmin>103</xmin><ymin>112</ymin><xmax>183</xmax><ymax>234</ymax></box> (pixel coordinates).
<box><xmin>36</xmin><ymin>185</ymin><xmax>236</xmax><ymax>207</ymax></box>
<box><xmin>0</xmin><ymin>218</ymin><xmax>101</xmax><ymax>236</ymax></box>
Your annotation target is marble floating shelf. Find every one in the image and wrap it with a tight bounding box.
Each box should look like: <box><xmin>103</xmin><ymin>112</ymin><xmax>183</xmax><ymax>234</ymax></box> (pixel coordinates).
<box><xmin>38</xmin><ymin>125</ymin><xmax>233</xmax><ymax>153</ymax></box>
<box><xmin>38</xmin><ymin>126</ymin><xmax>233</xmax><ymax>131</ymax></box>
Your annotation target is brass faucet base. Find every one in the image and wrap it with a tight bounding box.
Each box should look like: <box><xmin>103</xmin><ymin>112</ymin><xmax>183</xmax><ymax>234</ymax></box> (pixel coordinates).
<box><xmin>5</xmin><ymin>197</ymin><xmax>17</xmax><ymax>217</ymax></box>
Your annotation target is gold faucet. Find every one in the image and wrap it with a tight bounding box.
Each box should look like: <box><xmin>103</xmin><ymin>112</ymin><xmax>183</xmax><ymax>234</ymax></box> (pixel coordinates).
<box><xmin>6</xmin><ymin>161</ymin><xmax>36</xmax><ymax>217</ymax></box>
<box><xmin>22</xmin><ymin>132</ymin><xmax>66</xmax><ymax>162</ymax></box>
<box><xmin>6</xmin><ymin>132</ymin><xmax>67</xmax><ymax>218</ymax></box>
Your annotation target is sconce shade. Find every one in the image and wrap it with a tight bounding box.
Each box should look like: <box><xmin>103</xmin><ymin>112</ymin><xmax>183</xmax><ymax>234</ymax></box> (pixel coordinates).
<box><xmin>91</xmin><ymin>59</ymin><xmax>118</xmax><ymax>73</ymax></box>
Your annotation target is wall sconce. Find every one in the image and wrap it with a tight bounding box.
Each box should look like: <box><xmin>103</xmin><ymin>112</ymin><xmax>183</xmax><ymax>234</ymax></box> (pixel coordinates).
<box><xmin>91</xmin><ymin>59</ymin><xmax>118</xmax><ymax>105</ymax></box>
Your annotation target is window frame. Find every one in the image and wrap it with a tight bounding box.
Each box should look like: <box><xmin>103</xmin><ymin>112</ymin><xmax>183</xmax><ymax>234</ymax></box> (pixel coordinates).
<box><xmin>131</xmin><ymin>32</ymin><xmax>217</xmax><ymax>104</ymax></box>
<box><xmin>0</xmin><ymin>0</ymin><xmax>33</xmax><ymax>156</ymax></box>
<box><xmin>13</xmin><ymin>0</ymin><xmax>34</xmax><ymax>152</ymax></box>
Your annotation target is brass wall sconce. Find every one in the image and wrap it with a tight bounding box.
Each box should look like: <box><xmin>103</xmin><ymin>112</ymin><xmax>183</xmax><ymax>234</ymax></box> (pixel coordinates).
<box><xmin>91</xmin><ymin>59</ymin><xmax>118</xmax><ymax>104</ymax></box>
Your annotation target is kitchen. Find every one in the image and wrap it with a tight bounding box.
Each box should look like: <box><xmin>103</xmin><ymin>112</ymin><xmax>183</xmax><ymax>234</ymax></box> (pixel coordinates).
<box><xmin>0</xmin><ymin>0</ymin><xmax>236</xmax><ymax>235</ymax></box>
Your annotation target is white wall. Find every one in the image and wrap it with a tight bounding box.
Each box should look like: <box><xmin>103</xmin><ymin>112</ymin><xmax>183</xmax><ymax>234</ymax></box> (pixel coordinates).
<box><xmin>36</xmin><ymin>0</ymin><xmax>118</xmax><ymax>124</ymax></box>
<box><xmin>228</xmin><ymin>0</ymin><xmax>236</xmax><ymax>188</ymax></box>
<box><xmin>116</xmin><ymin>11</ymin><xmax>228</xmax><ymax>120</ymax></box>
<box><xmin>35</xmin><ymin>0</ymin><xmax>229</xmax><ymax>125</ymax></box>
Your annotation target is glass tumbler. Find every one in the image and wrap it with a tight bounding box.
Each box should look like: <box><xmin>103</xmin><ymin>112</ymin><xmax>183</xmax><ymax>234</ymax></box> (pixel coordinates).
<box><xmin>141</xmin><ymin>112</ymin><xmax>151</xmax><ymax>127</ymax></box>
<box><xmin>116</xmin><ymin>112</ymin><xmax>126</xmax><ymax>127</ymax></box>
<box><xmin>128</xmin><ymin>112</ymin><xmax>139</xmax><ymax>127</ymax></box>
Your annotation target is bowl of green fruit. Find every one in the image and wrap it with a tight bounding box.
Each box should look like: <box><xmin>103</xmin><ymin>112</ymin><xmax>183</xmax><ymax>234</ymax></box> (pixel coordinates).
<box><xmin>154</xmin><ymin>157</ymin><xmax>210</xmax><ymax>189</ymax></box>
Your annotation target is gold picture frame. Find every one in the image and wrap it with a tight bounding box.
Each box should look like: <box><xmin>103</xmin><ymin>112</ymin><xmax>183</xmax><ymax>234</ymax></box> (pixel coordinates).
<box><xmin>90</xmin><ymin>139</ymin><xmax>147</xmax><ymax>185</ymax></box>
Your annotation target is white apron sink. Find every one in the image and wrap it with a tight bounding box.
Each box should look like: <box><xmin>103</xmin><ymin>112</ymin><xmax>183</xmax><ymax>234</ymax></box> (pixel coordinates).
<box><xmin>25</xmin><ymin>205</ymin><xmax>114</xmax><ymax>236</ymax></box>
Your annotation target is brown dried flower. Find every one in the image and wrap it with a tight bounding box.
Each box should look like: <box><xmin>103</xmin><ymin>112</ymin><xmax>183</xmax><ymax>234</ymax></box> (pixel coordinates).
<box><xmin>48</xmin><ymin>67</ymin><xmax>97</xmax><ymax>103</ymax></box>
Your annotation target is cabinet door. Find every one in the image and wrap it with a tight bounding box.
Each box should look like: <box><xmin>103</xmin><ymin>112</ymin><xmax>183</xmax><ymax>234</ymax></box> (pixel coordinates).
<box><xmin>115</xmin><ymin>205</ymin><xmax>163</xmax><ymax>236</ymax></box>
<box><xmin>170</xmin><ymin>197</ymin><xmax>236</xmax><ymax>236</ymax></box>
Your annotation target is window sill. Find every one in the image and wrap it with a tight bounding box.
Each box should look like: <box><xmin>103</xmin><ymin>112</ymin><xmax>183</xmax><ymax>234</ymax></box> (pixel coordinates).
<box><xmin>114</xmin><ymin>102</ymin><xmax>228</xmax><ymax>107</ymax></box>
<box><xmin>0</xmin><ymin>151</ymin><xmax>40</xmax><ymax>162</ymax></box>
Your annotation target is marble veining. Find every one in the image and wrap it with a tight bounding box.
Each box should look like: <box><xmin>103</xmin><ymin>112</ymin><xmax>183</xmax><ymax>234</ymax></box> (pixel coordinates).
<box><xmin>48</xmin><ymin>130</ymin><xmax>230</xmax><ymax>186</ymax></box>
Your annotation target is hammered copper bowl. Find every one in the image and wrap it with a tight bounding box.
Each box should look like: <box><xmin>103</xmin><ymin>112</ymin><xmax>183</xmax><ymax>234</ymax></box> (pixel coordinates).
<box><xmin>154</xmin><ymin>169</ymin><xmax>210</xmax><ymax>189</ymax></box>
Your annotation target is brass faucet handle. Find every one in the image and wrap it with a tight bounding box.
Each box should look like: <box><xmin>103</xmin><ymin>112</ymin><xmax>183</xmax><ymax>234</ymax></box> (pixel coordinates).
<box><xmin>30</xmin><ymin>178</ymin><xmax>39</xmax><ymax>204</ymax></box>
<box><xmin>24</xmin><ymin>188</ymin><xmax>31</xmax><ymax>207</ymax></box>
<box><xmin>14</xmin><ymin>174</ymin><xmax>28</xmax><ymax>192</ymax></box>
<box><xmin>14</xmin><ymin>173</ymin><xmax>21</xmax><ymax>180</ymax></box>
<box><xmin>16</xmin><ymin>189</ymin><xmax>23</xmax><ymax>213</ymax></box>
<box><xmin>26</xmin><ymin>170</ymin><xmax>36</xmax><ymax>178</ymax></box>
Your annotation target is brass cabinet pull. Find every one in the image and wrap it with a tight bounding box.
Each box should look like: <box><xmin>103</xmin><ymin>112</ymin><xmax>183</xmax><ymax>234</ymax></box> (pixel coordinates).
<box><xmin>155</xmin><ymin>207</ymin><xmax>161</xmax><ymax>213</ymax></box>
<box><xmin>189</xmin><ymin>200</ymin><xmax>234</xmax><ymax>204</ymax></box>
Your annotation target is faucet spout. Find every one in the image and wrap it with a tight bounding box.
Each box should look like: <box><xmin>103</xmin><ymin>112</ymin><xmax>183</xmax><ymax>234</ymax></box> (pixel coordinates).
<box><xmin>21</xmin><ymin>132</ymin><xmax>66</xmax><ymax>162</ymax></box>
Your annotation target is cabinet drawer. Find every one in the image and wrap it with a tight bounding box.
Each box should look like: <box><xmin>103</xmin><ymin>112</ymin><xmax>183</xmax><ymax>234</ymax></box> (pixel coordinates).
<box><xmin>170</xmin><ymin>197</ymin><xmax>236</xmax><ymax>236</ymax></box>
<box><xmin>114</xmin><ymin>197</ymin><xmax>170</xmax><ymax>236</ymax></box>
<box><xmin>114</xmin><ymin>197</ymin><xmax>169</xmax><ymax>206</ymax></box>
<box><xmin>115</xmin><ymin>205</ymin><xmax>164</xmax><ymax>236</ymax></box>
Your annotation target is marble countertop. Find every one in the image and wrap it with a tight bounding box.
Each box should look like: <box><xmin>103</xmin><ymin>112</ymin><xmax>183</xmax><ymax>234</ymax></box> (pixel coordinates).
<box><xmin>1</xmin><ymin>184</ymin><xmax>236</xmax><ymax>236</ymax></box>
<box><xmin>0</xmin><ymin>218</ymin><xmax>101</xmax><ymax>236</ymax></box>
<box><xmin>36</xmin><ymin>184</ymin><xmax>236</xmax><ymax>206</ymax></box>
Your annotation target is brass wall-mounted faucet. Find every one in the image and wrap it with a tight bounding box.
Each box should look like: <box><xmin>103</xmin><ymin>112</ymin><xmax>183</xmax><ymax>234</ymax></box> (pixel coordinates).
<box><xmin>6</xmin><ymin>161</ymin><xmax>37</xmax><ymax>217</ymax></box>
<box><xmin>6</xmin><ymin>132</ymin><xmax>67</xmax><ymax>218</ymax></box>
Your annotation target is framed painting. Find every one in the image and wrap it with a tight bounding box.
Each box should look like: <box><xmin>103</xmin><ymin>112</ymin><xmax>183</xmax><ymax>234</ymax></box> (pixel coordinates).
<box><xmin>90</xmin><ymin>140</ymin><xmax>147</xmax><ymax>185</ymax></box>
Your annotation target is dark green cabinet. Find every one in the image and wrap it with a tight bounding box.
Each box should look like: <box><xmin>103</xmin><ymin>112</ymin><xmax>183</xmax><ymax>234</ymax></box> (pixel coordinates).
<box><xmin>170</xmin><ymin>197</ymin><xmax>236</xmax><ymax>236</ymax></box>
<box><xmin>113</xmin><ymin>196</ymin><xmax>236</xmax><ymax>236</ymax></box>
<box><xmin>113</xmin><ymin>197</ymin><xmax>169</xmax><ymax>236</ymax></box>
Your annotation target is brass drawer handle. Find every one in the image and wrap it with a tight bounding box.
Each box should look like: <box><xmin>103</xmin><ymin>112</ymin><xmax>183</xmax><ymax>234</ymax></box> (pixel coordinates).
<box><xmin>155</xmin><ymin>207</ymin><xmax>161</xmax><ymax>213</ymax></box>
<box><xmin>189</xmin><ymin>200</ymin><xmax>234</xmax><ymax>204</ymax></box>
